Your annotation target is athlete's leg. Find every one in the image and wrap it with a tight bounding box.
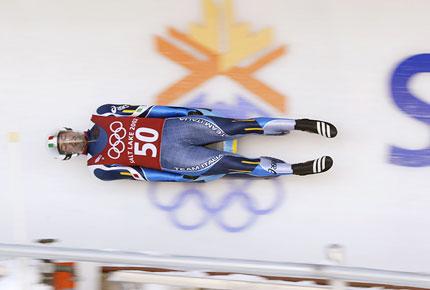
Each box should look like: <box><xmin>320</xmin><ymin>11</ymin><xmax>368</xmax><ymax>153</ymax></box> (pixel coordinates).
<box><xmin>161</xmin><ymin>138</ymin><xmax>333</xmax><ymax>178</ymax></box>
<box><xmin>202</xmin><ymin>153</ymin><xmax>333</xmax><ymax>177</ymax></box>
<box><xmin>163</xmin><ymin>116</ymin><xmax>337</xmax><ymax>148</ymax></box>
<box><xmin>208</xmin><ymin>117</ymin><xmax>337</xmax><ymax>138</ymax></box>
<box><xmin>203</xmin><ymin>154</ymin><xmax>292</xmax><ymax>177</ymax></box>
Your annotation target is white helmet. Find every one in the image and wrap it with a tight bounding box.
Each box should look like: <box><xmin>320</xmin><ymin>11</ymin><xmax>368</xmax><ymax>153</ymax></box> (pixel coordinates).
<box><xmin>47</xmin><ymin>127</ymin><xmax>79</xmax><ymax>160</ymax></box>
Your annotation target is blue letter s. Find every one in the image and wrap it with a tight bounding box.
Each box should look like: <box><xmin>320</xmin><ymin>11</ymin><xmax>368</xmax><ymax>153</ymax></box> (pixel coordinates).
<box><xmin>389</xmin><ymin>54</ymin><xmax>430</xmax><ymax>167</ymax></box>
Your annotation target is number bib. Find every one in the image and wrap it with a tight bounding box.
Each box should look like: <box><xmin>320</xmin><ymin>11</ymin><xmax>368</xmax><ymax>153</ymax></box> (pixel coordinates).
<box><xmin>87</xmin><ymin>115</ymin><xmax>165</xmax><ymax>169</ymax></box>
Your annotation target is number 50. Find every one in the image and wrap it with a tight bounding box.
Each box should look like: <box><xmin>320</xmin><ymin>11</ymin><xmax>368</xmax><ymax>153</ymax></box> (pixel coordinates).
<box><xmin>134</xmin><ymin>127</ymin><xmax>159</xmax><ymax>157</ymax></box>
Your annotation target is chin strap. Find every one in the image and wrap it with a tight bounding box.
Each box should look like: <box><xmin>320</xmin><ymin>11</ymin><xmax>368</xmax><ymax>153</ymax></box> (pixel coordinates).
<box><xmin>62</xmin><ymin>152</ymin><xmax>79</xmax><ymax>161</ymax></box>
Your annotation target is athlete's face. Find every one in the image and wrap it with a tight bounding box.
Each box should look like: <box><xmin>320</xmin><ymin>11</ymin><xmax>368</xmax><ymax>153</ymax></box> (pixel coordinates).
<box><xmin>57</xmin><ymin>131</ymin><xmax>87</xmax><ymax>155</ymax></box>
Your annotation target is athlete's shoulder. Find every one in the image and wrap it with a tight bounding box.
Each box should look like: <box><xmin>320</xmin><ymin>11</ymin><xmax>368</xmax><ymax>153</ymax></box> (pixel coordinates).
<box><xmin>95</xmin><ymin>104</ymin><xmax>151</xmax><ymax>117</ymax></box>
<box><xmin>95</xmin><ymin>104</ymin><xmax>216</xmax><ymax>118</ymax></box>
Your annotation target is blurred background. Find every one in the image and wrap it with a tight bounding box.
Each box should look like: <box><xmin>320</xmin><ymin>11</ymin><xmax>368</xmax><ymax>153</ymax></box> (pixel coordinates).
<box><xmin>0</xmin><ymin>0</ymin><xmax>429</xmax><ymax>289</ymax></box>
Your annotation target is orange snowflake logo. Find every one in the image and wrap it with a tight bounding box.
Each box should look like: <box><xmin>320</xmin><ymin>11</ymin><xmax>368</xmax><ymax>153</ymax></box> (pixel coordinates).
<box><xmin>155</xmin><ymin>0</ymin><xmax>287</xmax><ymax>112</ymax></box>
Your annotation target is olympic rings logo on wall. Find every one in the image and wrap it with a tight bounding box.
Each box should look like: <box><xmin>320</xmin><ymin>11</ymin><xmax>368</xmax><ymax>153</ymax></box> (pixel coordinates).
<box><xmin>148</xmin><ymin>179</ymin><xmax>285</xmax><ymax>232</ymax></box>
<box><xmin>107</xmin><ymin>121</ymin><xmax>126</xmax><ymax>159</ymax></box>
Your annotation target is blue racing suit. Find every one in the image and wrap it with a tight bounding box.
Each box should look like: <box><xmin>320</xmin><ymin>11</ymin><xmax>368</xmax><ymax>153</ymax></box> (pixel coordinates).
<box><xmin>87</xmin><ymin>104</ymin><xmax>296</xmax><ymax>182</ymax></box>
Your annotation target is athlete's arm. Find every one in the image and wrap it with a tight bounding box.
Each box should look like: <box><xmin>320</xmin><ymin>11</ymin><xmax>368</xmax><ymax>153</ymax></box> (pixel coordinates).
<box><xmin>89</xmin><ymin>164</ymin><xmax>202</xmax><ymax>182</ymax></box>
<box><xmin>95</xmin><ymin>104</ymin><xmax>214</xmax><ymax>118</ymax></box>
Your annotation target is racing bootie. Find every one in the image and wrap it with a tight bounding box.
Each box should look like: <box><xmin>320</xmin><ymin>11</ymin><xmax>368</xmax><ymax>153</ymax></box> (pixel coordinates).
<box><xmin>250</xmin><ymin>157</ymin><xmax>293</xmax><ymax>177</ymax></box>
<box><xmin>295</xmin><ymin>119</ymin><xmax>337</xmax><ymax>138</ymax></box>
<box><xmin>292</xmin><ymin>156</ymin><xmax>333</xmax><ymax>176</ymax></box>
<box><xmin>257</xmin><ymin>118</ymin><xmax>296</xmax><ymax>135</ymax></box>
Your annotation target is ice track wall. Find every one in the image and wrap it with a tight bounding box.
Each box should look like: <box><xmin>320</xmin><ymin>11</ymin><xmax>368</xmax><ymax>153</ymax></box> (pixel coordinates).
<box><xmin>1</xmin><ymin>0</ymin><xmax>430</xmax><ymax>273</ymax></box>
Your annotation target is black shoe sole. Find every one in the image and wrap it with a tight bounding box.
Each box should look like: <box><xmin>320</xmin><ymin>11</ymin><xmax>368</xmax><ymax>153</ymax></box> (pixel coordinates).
<box><xmin>295</xmin><ymin>119</ymin><xmax>337</xmax><ymax>138</ymax></box>
<box><xmin>292</xmin><ymin>156</ymin><xmax>333</xmax><ymax>176</ymax></box>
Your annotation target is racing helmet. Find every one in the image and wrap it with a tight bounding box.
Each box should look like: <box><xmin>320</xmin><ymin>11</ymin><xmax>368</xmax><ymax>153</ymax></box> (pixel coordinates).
<box><xmin>47</xmin><ymin>127</ymin><xmax>79</xmax><ymax>160</ymax></box>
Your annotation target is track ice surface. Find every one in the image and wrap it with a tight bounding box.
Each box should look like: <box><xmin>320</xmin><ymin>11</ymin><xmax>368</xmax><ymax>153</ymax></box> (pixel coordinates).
<box><xmin>1</xmin><ymin>0</ymin><xmax>430</xmax><ymax>274</ymax></box>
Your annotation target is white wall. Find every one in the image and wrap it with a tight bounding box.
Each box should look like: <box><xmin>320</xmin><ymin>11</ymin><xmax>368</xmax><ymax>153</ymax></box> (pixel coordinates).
<box><xmin>0</xmin><ymin>0</ymin><xmax>429</xmax><ymax>273</ymax></box>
